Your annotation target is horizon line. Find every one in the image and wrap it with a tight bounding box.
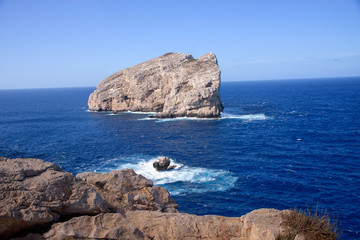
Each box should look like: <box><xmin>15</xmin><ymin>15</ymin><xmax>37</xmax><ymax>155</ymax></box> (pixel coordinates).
<box><xmin>1</xmin><ymin>75</ymin><xmax>359</xmax><ymax>91</ymax></box>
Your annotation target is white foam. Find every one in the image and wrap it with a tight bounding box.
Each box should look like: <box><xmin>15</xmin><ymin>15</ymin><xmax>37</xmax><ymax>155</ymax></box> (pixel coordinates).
<box><xmin>139</xmin><ymin>113</ymin><xmax>270</xmax><ymax>122</ymax></box>
<box><xmin>221</xmin><ymin>113</ymin><xmax>269</xmax><ymax>120</ymax></box>
<box><xmin>88</xmin><ymin>109</ymin><xmax>269</xmax><ymax>121</ymax></box>
<box><xmin>138</xmin><ymin>117</ymin><xmax>154</xmax><ymax>121</ymax></box>
<box><xmin>154</xmin><ymin>117</ymin><xmax>217</xmax><ymax>123</ymax></box>
<box><xmin>125</xmin><ymin>110</ymin><xmax>157</xmax><ymax>115</ymax></box>
<box><xmin>103</xmin><ymin>157</ymin><xmax>238</xmax><ymax>195</ymax></box>
<box><xmin>120</xmin><ymin>159</ymin><xmax>185</xmax><ymax>184</ymax></box>
<box><xmin>138</xmin><ymin>116</ymin><xmax>218</xmax><ymax>122</ymax></box>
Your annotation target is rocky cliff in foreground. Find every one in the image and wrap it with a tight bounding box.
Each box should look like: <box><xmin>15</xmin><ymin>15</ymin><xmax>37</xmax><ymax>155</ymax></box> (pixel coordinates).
<box><xmin>88</xmin><ymin>52</ymin><xmax>223</xmax><ymax>118</ymax></box>
<box><xmin>0</xmin><ymin>157</ymin><xmax>285</xmax><ymax>239</ymax></box>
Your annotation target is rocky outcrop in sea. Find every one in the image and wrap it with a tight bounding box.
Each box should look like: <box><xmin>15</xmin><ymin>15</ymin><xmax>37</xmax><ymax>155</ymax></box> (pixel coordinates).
<box><xmin>0</xmin><ymin>157</ymin><xmax>285</xmax><ymax>239</ymax></box>
<box><xmin>88</xmin><ymin>52</ymin><xmax>224</xmax><ymax>118</ymax></box>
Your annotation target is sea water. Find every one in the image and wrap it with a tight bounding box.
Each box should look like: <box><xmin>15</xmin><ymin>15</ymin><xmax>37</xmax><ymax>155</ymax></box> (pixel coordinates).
<box><xmin>0</xmin><ymin>77</ymin><xmax>359</xmax><ymax>239</ymax></box>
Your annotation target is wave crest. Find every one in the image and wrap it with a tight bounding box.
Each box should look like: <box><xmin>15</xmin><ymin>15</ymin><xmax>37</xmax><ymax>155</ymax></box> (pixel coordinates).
<box><xmin>96</xmin><ymin>156</ymin><xmax>238</xmax><ymax>196</ymax></box>
<box><xmin>221</xmin><ymin>113</ymin><xmax>269</xmax><ymax>120</ymax></box>
<box><xmin>139</xmin><ymin>113</ymin><xmax>270</xmax><ymax>122</ymax></box>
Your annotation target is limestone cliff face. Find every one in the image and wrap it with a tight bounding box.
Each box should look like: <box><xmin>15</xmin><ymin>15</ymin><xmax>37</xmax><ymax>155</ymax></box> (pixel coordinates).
<box><xmin>44</xmin><ymin>209</ymin><xmax>284</xmax><ymax>240</ymax></box>
<box><xmin>0</xmin><ymin>157</ymin><xmax>286</xmax><ymax>239</ymax></box>
<box><xmin>88</xmin><ymin>52</ymin><xmax>223</xmax><ymax>118</ymax></box>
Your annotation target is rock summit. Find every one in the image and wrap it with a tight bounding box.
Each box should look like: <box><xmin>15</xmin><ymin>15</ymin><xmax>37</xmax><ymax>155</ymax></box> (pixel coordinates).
<box><xmin>88</xmin><ymin>52</ymin><xmax>223</xmax><ymax>118</ymax></box>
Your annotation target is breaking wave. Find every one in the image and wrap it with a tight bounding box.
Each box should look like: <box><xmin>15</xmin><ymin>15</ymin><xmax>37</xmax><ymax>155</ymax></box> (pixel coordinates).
<box><xmin>151</xmin><ymin>117</ymin><xmax>217</xmax><ymax>123</ymax></box>
<box><xmin>88</xmin><ymin>109</ymin><xmax>270</xmax><ymax>122</ymax></box>
<box><xmin>139</xmin><ymin>113</ymin><xmax>270</xmax><ymax>122</ymax></box>
<box><xmin>221</xmin><ymin>113</ymin><xmax>269</xmax><ymax>120</ymax></box>
<box><xmin>123</xmin><ymin>110</ymin><xmax>157</xmax><ymax>115</ymax></box>
<box><xmin>94</xmin><ymin>156</ymin><xmax>238</xmax><ymax>196</ymax></box>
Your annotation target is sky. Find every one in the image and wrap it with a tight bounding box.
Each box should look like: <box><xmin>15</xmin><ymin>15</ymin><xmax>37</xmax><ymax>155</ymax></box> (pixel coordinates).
<box><xmin>0</xmin><ymin>0</ymin><xmax>360</xmax><ymax>89</ymax></box>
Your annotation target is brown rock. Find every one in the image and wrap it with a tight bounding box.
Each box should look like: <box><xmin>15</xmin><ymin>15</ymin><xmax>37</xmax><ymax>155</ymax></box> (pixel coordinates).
<box><xmin>153</xmin><ymin>156</ymin><xmax>171</xmax><ymax>170</ymax></box>
<box><xmin>0</xmin><ymin>158</ymin><xmax>287</xmax><ymax>240</ymax></box>
<box><xmin>76</xmin><ymin>169</ymin><xmax>178</xmax><ymax>212</ymax></box>
<box><xmin>167</xmin><ymin>165</ymin><xmax>177</xmax><ymax>170</ymax></box>
<box><xmin>88</xmin><ymin>52</ymin><xmax>223</xmax><ymax>118</ymax></box>
<box><xmin>127</xmin><ymin>209</ymin><xmax>284</xmax><ymax>240</ymax></box>
<box><xmin>42</xmin><ymin>209</ymin><xmax>284</xmax><ymax>240</ymax></box>
<box><xmin>294</xmin><ymin>234</ymin><xmax>305</xmax><ymax>240</ymax></box>
<box><xmin>43</xmin><ymin>213</ymin><xmax>147</xmax><ymax>240</ymax></box>
<box><xmin>0</xmin><ymin>158</ymin><xmax>108</xmax><ymax>239</ymax></box>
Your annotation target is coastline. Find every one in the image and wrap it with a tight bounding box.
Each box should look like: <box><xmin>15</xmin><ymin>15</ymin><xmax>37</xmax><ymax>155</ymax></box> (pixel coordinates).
<box><xmin>0</xmin><ymin>157</ymin><xmax>285</xmax><ymax>239</ymax></box>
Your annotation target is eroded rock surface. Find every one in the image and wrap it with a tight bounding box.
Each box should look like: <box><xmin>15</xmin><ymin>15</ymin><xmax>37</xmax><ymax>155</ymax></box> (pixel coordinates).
<box><xmin>0</xmin><ymin>157</ymin><xmax>107</xmax><ymax>239</ymax></box>
<box><xmin>43</xmin><ymin>209</ymin><xmax>284</xmax><ymax>240</ymax></box>
<box><xmin>153</xmin><ymin>156</ymin><xmax>171</xmax><ymax>170</ymax></box>
<box><xmin>76</xmin><ymin>169</ymin><xmax>178</xmax><ymax>212</ymax></box>
<box><xmin>125</xmin><ymin>209</ymin><xmax>284</xmax><ymax>240</ymax></box>
<box><xmin>0</xmin><ymin>157</ymin><xmax>286</xmax><ymax>240</ymax></box>
<box><xmin>43</xmin><ymin>213</ymin><xmax>147</xmax><ymax>240</ymax></box>
<box><xmin>88</xmin><ymin>52</ymin><xmax>223</xmax><ymax>118</ymax></box>
<box><xmin>0</xmin><ymin>157</ymin><xmax>176</xmax><ymax>239</ymax></box>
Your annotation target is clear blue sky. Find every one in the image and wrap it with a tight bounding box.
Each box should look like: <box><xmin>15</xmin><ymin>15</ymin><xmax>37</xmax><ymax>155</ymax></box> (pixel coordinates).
<box><xmin>1</xmin><ymin>0</ymin><xmax>359</xmax><ymax>89</ymax></box>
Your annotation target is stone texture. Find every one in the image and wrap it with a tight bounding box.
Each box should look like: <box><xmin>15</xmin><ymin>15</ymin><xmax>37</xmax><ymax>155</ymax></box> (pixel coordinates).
<box><xmin>294</xmin><ymin>234</ymin><xmax>305</xmax><ymax>240</ymax></box>
<box><xmin>0</xmin><ymin>158</ymin><xmax>287</xmax><ymax>239</ymax></box>
<box><xmin>0</xmin><ymin>157</ymin><xmax>108</xmax><ymax>239</ymax></box>
<box><xmin>127</xmin><ymin>209</ymin><xmax>284</xmax><ymax>240</ymax></box>
<box><xmin>76</xmin><ymin>169</ymin><xmax>178</xmax><ymax>213</ymax></box>
<box><xmin>153</xmin><ymin>156</ymin><xmax>171</xmax><ymax>170</ymax></box>
<box><xmin>88</xmin><ymin>52</ymin><xmax>223</xmax><ymax>118</ymax></box>
<box><xmin>42</xmin><ymin>209</ymin><xmax>284</xmax><ymax>240</ymax></box>
<box><xmin>0</xmin><ymin>158</ymin><xmax>176</xmax><ymax>239</ymax></box>
<box><xmin>43</xmin><ymin>213</ymin><xmax>147</xmax><ymax>240</ymax></box>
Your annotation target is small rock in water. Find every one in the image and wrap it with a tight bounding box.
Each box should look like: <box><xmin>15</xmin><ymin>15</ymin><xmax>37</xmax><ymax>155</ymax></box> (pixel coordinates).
<box><xmin>167</xmin><ymin>165</ymin><xmax>177</xmax><ymax>170</ymax></box>
<box><xmin>153</xmin><ymin>162</ymin><xmax>160</xmax><ymax>170</ymax></box>
<box><xmin>153</xmin><ymin>156</ymin><xmax>171</xmax><ymax>171</ymax></box>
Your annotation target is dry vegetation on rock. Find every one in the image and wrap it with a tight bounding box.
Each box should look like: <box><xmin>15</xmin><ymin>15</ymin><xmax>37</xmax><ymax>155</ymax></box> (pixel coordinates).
<box><xmin>277</xmin><ymin>208</ymin><xmax>340</xmax><ymax>240</ymax></box>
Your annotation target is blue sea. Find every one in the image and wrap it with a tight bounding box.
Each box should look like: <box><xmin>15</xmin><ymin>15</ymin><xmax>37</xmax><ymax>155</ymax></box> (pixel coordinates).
<box><xmin>0</xmin><ymin>77</ymin><xmax>359</xmax><ymax>239</ymax></box>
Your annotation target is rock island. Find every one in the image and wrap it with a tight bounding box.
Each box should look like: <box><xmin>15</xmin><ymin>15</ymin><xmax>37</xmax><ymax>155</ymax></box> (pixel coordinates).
<box><xmin>88</xmin><ymin>52</ymin><xmax>224</xmax><ymax>118</ymax></box>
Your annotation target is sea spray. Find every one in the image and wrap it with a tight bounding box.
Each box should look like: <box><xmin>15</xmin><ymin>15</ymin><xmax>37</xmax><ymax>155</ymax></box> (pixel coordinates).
<box><xmin>94</xmin><ymin>156</ymin><xmax>238</xmax><ymax>196</ymax></box>
<box><xmin>138</xmin><ymin>113</ymin><xmax>271</xmax><ymax>122</ymax></box>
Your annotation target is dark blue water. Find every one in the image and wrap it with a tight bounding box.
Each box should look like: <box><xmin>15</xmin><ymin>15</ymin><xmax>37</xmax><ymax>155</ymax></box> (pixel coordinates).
<box><xmin>1</xmin><ymin>78</ymin><xmax>359</xmax><ymax>239</ymax></box>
